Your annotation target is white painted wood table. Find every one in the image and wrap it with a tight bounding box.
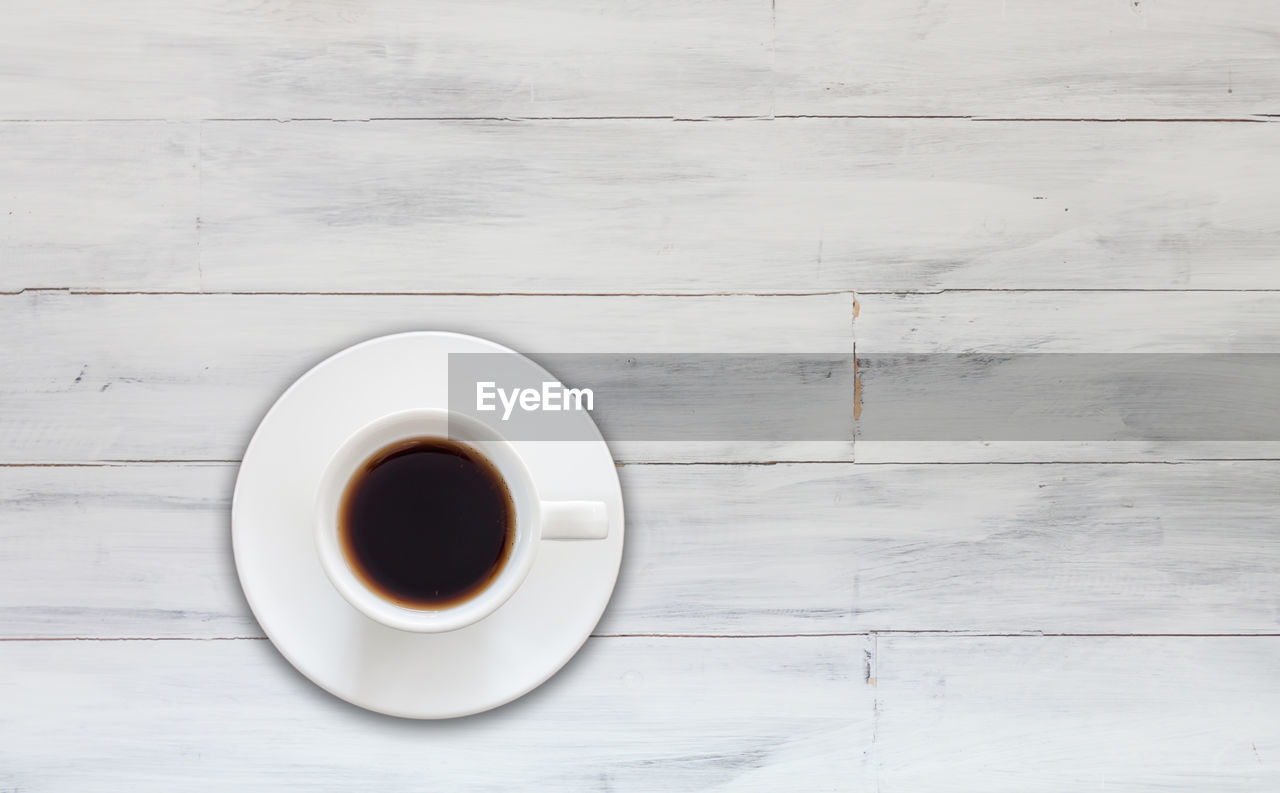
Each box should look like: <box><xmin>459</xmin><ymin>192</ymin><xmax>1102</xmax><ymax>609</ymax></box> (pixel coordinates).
<box><xmin>2</xmin><ymin>2</ymin><xmax>1278</xmax><ymax>789</ymax></box>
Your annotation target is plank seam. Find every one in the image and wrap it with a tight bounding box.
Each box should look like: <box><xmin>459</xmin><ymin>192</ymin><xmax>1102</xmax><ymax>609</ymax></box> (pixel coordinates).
<box><xmin>0</xmin><ymin>288</ymin><xmax>857</xmax><ymax>297</ymax></box>
<box><xmin>4</xmin><ymin>632</ymin><xmax>1280</xmax><ymax>642</ymax></box>
<box><xmin>4</xmin><ymin>459</ymin><xmax>1280</xmax><ymax>468</ymax></box>
<box><xmin>8</xmin><ymin>288</ymin><xmax>1280</xmax><ymax>297</ymax></box>
<box><xmin>0</xmin><ymin>116</ymin><xmax>1275</xmax><ymax>123</ymax></box>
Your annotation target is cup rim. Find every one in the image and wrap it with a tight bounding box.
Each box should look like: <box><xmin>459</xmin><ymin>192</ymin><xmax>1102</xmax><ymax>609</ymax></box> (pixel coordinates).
<box><xmin>314</xmin><ymin>408</ymin><xmax>541</xmax><ymax>633</ymax></box>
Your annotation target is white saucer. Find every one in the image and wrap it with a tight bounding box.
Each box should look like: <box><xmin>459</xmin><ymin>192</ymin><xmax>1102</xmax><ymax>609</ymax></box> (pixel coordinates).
<box><xmin>231</xmin><ymin>332</ymin><xmax>624</xmax><ymax>718</ymax></box>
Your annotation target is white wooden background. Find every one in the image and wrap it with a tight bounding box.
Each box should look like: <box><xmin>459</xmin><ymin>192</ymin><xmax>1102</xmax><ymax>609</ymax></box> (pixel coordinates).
<box><xmin>2</xmin><ymin>1</ymin><xmax>1278</xmax><ymax>789</ymax></box>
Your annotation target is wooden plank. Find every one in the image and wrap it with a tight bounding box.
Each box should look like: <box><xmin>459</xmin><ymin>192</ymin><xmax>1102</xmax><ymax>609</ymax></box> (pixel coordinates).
<box><xmin>195</xmin><ymin>119</ymin><xmax>1280</xmax><ymax>292</ymax></box>
<box><xmin>871</xmin><ymin>636</ymin><xmax>1280</xmax><ymax>791</ymax></box>
<box><xmin>6</xmin><ymin>119</ymin><xmax>1280</xmax><ymax>293</ymax></box>
<box><xmin>0</xmin><ymin>465</ymin><xmax>255</xmax><ymax>639</ymax></box>
<box><xmin>0</xmin><ymin>636</ymin><xmax>869</xmax><ymax>790</ymax></box>
<box><xmin>0</xmin><ymin>0</ymin><xmax>772</xmax><ymax>120</ymax></box>
<box><xmin>0</xmin><ymin>122</ymin><xmax>199</xmax><ymax>291</ymax></box>
<box><xmin>0</xmin><ymin>292</ymin><xmax>852</xmax><ymax>464</ymax></box>
<box><xmin>858</xmin><ymin>292</ymin><xmax>1280</xmax><ymax>354</ymax></box>
<box><xmin>617</xmin><ymin>460</ymin><xmax>1280</xmax><ymax>636</ymax></box>
<box><xmin>3</xmin><ymin>2</ymin><xmax>1277</xmax><ymax>121</ymax></box>
<box><xmin>856</xmin><ymin>291</ymin><xmax>1280</xmax><ymax>462</ymax></box>
<box><xmin>5</xmin><ymin>461</ymin><xmax>1277</xmax><ymax>639</ymax></box>
<box><xmin>775</xmin><ymin>0</ymin><xmax>1280</xmax><ymax>119</ymax></box>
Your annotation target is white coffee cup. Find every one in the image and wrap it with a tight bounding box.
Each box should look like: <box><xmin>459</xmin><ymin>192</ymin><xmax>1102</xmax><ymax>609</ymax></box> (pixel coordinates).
<box><xmin>315</xmin><ymin>408</ymin><xmax>608</xmax><ymax>633</ymax></box>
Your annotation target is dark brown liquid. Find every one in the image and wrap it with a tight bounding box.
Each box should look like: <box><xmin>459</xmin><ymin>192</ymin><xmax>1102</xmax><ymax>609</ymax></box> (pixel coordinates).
<box><xmin>339</xmin><ymin>438</ymin><xmax>514</xmax><ymax>609</ymax></box>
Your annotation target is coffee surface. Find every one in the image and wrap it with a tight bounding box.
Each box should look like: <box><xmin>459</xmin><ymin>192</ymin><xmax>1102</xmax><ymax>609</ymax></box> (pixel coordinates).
<box><xmin>339</xmin><ymin>438</ymin><xmax>514</xmax><ymax>608</ymax></box>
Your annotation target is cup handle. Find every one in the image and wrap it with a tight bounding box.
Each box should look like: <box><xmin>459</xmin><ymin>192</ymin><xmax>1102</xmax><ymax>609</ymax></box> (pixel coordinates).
<box><xmin>541</xmin><ymin>501</ymin><xmax>609</xmax><ymax>540</ymax></box>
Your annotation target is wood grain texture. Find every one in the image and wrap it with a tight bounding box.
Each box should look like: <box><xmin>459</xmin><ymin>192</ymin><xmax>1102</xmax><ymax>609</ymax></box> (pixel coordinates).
<box><xmin>775</xmin><ymin>0</ymin><xmax>1280</xmax><ymax>119</ymax></box>
<box><xmin>3</xmin><ymin>1</ymin><xmax>1278</xmax><ymax>120</ymax></box>
<box><xmin>4</xmin><ymin>461</ymin><xmax>1277</xmax><ymax>639</ymax></box>
<box><xmin>856</xmin><ymin>291</ymin><xmax>1280</xmax><ymax>462</ymax></box>
<box><xmin>858</xmin><ymin>291</ymin><xmax>1280</xmax><ymax>354</ymax></box>
<box><xmin>196</xmin><ymin>119</ymin><xmax>1280</xmax><ymax>292</ymax></box>
<box><xmin>0</xmin><ymin>292</ymin><xmax>852</xmax><ymax>464</ymax></box>
<box><xmin>0</xmin><ymin>0</ymin><xmax>773</xmax><ymax>120</ymax></box>
<box><xmin>2</xmin><ymin>635</ymin><xmax>1274</xmax><ymax>791</ymax></box>
<box><xmin>870</xmin><ymin>636</ymin><xmax>1280</xmax><ymax>791</ymax></box>
<box><xmin>0</xmin><ymin>465</ymin><xmax>253</xmax><ymax>639</ymax></box>
<box><xmin>613</xmin><ymin>460</ymin><xmax>1280</xmax><ymax>636</ymax></box>
<box><xmin>0</xmin><ymin>122</ymin><xmax>199</xmax><ymax>291</ymax></box>
<box><xmin>0</xmin><ymin>636</ymin><xmax>869</xmax><ymax>792</ymax></box>
<box><xmin>6</xmin><ymin>118</ymin><xmax>1280</xmax><ymax>292</ymax></box>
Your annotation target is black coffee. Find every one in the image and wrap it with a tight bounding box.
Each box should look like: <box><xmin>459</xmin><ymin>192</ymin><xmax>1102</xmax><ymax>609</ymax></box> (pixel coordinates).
<box><xmin>339</xmin><ymin>437</ymin><xmax>514</xmax><ymax>609</ymax></box>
